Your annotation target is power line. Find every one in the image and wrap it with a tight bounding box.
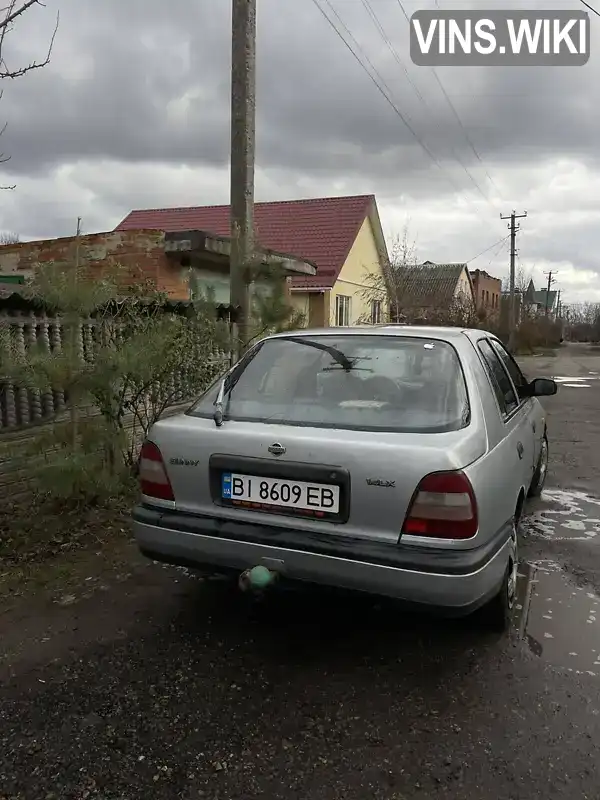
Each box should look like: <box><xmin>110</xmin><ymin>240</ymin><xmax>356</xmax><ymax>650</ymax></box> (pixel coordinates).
<box><xmin>311</xmin><ymin>0</ymin><xmax>435</xmax><ymax>160</ymax></box>
<box><xmin>361</xmin><ymin>0</ymin><xmax>495</xmax><ymax>209</ymax></box>
<box><xmin>487</xmin><ymin>236</ymin><xmax>509</xmax><ymax>267</ymax></box>
<box><xmin>311</xmin><ymin>0</ymin><xmax>498</xmax><ymax>225</ymax></box>
<box><xmin>397</xmin><ymin>0</ymin><xmax>503</xmax><ymax>204</ymax></box>
<box><xmin>429</xmin><ymin>71</ymin><xmax>503</xmax><ymax>202</ymax></box>
<box><xmin>339</xmin><ymin>0</ymin><xmax>493</xmax><ymax>211</ymax></box>
<box><xmin>581</xmin><ymin>0</ymin><xmax>600</xmax><ymax>18</ymax></box>
<box><xmin>360</xmin><ymin>0</ymin><xmax>425</xmax><ymax>104</ymax></box>
<box><xmin>467</xmin><ymin>234</ymin><xmax>510</xmax><ymax>264</ymax></box>
<box><xmin>310</xmin><ymin>0</ymin><xmax>491</xmax><ymax>215</ymax></box>
<box><xmin>318</xmin><ymin>0</ymin><xmax>397</xmax><ymax>104</ymax></box>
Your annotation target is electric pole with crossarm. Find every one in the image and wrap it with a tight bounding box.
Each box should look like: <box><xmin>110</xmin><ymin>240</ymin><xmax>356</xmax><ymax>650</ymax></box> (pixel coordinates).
<box><xmin>543</xmin><ymin>270</ymin><xmax>557</xmax><ymax>317</ymax></box>
<box><xmin>500</xmin><ymin>210</ymin><xmax>527</xmax><ymax>350</ymax></box>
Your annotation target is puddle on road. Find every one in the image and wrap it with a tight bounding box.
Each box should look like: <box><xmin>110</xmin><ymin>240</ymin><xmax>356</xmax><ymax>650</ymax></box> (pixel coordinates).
<box><xmin>554</xmin><ymin>374</ymin><xmax>600</xmax><ymax>384</ymax></box>
<box><xmin>523</xmin><ymin>488</ymin><xmax>600</xmax><ymax>543</ymax></box>
<box><xmin>552</xmin><ymin>375</ymin><xmax>600</xmax><ymax>389</ymax></box>
<box><xmin>516</xmin><ymin>561</ymin><xmax>600</xmax><ymax>675</ymax></box>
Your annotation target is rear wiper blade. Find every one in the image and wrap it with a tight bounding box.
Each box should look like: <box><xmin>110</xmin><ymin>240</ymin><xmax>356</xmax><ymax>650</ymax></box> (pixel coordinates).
<box><xmin>213</xmin><ymin>344</ymin><xmax>262</xmax><ymax>427</ymax></box>
<box><xmin>284</xmin><ymin>337</ymin><xmax>354</xmax><ymax>371</ymax></box>
<box><xmin>213</xmin><ymin>378</ymin><xmax>226</xmax><ymax>426</ymax></box>
<box><xmin>322</xmin><ymin>366</ymin><xmax>372</xmax><ymax>372</ymax></box>
<box><xmin>214</xmin><ymin>373</ymin><xmax>241</xmax><ymax>427</ymax></box>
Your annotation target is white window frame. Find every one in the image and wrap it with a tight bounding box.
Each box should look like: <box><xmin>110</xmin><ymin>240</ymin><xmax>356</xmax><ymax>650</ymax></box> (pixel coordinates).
<box><xmin>335</xmin><ymin>294</ymin><xmax>351</xmax><ymax>326</ymax></box>
<box><xmin>370</xmin><ymin>299</ymin><xmax>382</xmax><ymax>325</ymax></box>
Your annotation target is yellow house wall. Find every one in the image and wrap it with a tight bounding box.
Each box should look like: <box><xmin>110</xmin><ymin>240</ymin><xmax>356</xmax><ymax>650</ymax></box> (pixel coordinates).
<box><xmin>289</xmin><ymin>290</ymin><xmax>331</xmax><ymax>327</ymax></box>
<box><xmin>454</xmin><ymin>267</ymin><xmax>474</xmax><ymax>307</ymax></box>
<box><xmin>290</xmin><ymin>292</ymin><xmax>310</xmax><ymax>320</ymax></box>
<box><xmin>329</xmin><ymin>216</ymin><xmax>385</xmax><ymax>326</ymax></box>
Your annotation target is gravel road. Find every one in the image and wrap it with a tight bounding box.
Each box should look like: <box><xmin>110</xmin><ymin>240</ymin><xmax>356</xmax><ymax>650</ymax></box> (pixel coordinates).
<box><xmin>2</xmin><ymin>343</ymin><xmax>600</xmax><ymax>800</ymax></box>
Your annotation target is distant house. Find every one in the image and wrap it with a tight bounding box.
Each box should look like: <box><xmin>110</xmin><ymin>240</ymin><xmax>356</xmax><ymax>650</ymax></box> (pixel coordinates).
<box><xmin>523</xmin><ymin>279</ymin><xmax>557</xmax><ymax>315</ymax></box>
<box><xmin>391</xmin><ymin>261</ymin><xmax>475</xmax><ymax>321</ymax></box>
<box><xmin>469</xmin><ymin>268</ymin><xmax>502</xmax><ymax>317</ymax></box>
<box><xmin>116</xmin><ymin>194</ymin><xmax>390</xmax><ymax>328</ymax></box>
<box><xmin>500</xmin><ymin>278</ymin><xmax>558</xmax><ymax>330</ymax></box>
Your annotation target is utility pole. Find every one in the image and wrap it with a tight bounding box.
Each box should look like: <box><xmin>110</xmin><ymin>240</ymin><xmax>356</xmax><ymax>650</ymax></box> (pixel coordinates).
<box><xmin>556</xmin><ymin>289</ymin><xmax>561</xmax><ymax>318</ymax></box>
<box><xmin>230</xmin><ymin>0</ymin><xmax>256</xmax><ymax>360</ymax></box>
<box><xmin>500</xmin><ymin>210</ymin><xmax>527</xmax><ymax>350</ymax></box>
<box><xmin>543</xmin><ymin>270</ymin><xmax>556</xmax><ymax>317</ymax></box>
<box><xmin>75</xmin><ymin>216</ymin><xmax>81</xmax><ymax>272</ymax></box>
<box><xmin>70</xmin><ymin>216</ymin><xmax>82</xmax><ymax>451</ymax></box>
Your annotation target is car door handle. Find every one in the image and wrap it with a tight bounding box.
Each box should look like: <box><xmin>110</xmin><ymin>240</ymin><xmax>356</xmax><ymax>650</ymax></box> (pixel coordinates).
<box><xmin>517</xmin><ymin>441</ymin><xmax>524</xmax><ymax>459</ymax></box>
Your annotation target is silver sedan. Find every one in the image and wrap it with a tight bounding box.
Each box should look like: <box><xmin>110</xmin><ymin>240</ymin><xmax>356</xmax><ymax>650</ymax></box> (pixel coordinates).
<box><xmin>132</xmin><ymin>326</ymin><xmax>557</xmax><ymax>631</ymax></box>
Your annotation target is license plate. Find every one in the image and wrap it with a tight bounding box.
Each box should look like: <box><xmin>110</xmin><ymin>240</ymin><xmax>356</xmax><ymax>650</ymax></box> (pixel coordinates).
<box><xmin>221</xmin><ymin>472</ymin><xmax>340</xmax><ymax>515</ymax></box>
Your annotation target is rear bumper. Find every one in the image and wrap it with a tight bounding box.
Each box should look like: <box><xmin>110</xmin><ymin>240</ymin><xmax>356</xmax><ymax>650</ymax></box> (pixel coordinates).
<box><xmin>132</xmin><ymin>505</ymin><xmax>512</xmax><ymax>614</ymax></box>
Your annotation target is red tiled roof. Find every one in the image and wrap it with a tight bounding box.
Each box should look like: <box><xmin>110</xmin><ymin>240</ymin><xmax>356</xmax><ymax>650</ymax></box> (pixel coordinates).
<box><xmin>115</xmin><ymin>195</ymin><xmax>374</xmax><ymax>288</ymax></box>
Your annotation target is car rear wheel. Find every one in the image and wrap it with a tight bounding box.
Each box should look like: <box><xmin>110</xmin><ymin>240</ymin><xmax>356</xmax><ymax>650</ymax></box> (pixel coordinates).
<box><xmin>528</xmin><ymin>435</ymin><xmax>549</xmax><ymax>498</ymax></box>
<box><xmin>477</xmin><ymin>522</ymin><xmax>518</xmax><ymax>633</ymax></box>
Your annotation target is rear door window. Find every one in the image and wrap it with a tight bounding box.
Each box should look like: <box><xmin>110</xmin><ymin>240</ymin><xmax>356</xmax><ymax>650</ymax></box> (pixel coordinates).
<box><xmin>477</xmin><ymin>339</ymin><xmax>519</xmax><ymax>416</ymax></box>
<box><xmin>489</xmin><ymin>339</ymin><xmax>529</xmax><ymax>400</ymax></box>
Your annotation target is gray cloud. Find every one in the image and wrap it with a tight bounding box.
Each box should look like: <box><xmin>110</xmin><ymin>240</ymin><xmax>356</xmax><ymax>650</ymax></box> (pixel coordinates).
<box><xmin>1</xmin><ymin>0</ymin><xmax>597</xmax><ymax>183</ymax></box>
<box><xmin>0</xmin><ymin>0</ymin><xmax>231</xmax><ymax>175</ymax></box>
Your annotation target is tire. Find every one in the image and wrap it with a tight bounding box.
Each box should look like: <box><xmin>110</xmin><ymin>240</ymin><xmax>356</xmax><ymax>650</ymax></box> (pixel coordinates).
<box><xmin>528</xmin><ymin>434</ymin><xmax>549</xmax><ymax>498</ymax></box>
<box><xmin>477</xmin><ymin>526</ymin><xmax>518</xmax><ymax>633</ymax></box>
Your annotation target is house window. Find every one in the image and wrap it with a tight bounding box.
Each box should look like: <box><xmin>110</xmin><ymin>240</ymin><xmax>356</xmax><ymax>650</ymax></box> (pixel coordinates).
<box><xmin>370</xmin><ymin>299</ymin><xmax>382</xmax><ymax>325</ymax></box>
<box><xmin>481</xmin><ymin>290</ymin><xmax>485</xmax><ymax>305</ymax></box>
<box><xmin>189</xmin><ymin>268</ymin><xmax>231</xmax><ymax>304</ymax></box>
<box><xmin>335</xmin><ymin>295</ymin><xmax>351</xmax><ymax>326</ymax></box>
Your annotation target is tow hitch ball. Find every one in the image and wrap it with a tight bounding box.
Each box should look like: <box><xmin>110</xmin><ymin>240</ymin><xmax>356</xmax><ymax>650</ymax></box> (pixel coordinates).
<box><xmin>238</xmin><ymin>565</ymin><xmax>278</xmax><ymax>593</ymax></box>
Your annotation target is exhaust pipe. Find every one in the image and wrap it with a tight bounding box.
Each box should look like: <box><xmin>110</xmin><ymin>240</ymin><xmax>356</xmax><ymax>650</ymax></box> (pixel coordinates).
<box><xmin>238</xmin><ymin>565</ymin><xmax>278</xmax><ymax>593</ymax></box>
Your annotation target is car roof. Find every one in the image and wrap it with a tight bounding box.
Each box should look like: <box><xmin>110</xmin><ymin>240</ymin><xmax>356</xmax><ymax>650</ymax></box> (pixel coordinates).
<box><xmin>268</xmin><ymin>325</ymin><xmax>491</xmax><ymax>343</ymax></box>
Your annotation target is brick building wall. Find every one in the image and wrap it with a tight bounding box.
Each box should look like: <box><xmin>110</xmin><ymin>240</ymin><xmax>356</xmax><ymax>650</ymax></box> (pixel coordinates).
<box><xmin>0</xmin><ymin>229</ymin><xmax>190</xmax><ymax>300</ymax></box>
<box><xmin>469</xmin><ymin>269</ymin><xmax>502</xmax><ymax>316</ymax></box>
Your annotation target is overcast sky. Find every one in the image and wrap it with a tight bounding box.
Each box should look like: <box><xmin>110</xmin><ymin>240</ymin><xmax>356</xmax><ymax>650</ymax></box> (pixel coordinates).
<box><xmin>0</xmin><ymin>0</ymin><xmax>598</xmax><ymax>304</ymax></box>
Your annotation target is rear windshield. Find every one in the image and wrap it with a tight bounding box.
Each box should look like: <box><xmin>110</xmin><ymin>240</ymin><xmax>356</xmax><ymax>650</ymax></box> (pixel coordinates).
<box><xmin>189</xmin><ymin>335</ymin><xmax>470</xmax><ymax>433</ymax></box>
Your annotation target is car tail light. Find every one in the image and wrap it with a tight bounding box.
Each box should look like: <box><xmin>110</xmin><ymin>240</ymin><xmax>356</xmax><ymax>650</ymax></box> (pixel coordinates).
<box><xmin>139</xmin><ymin>441</ymin><xmax>175</xmax><ymax>501</ymax></box>
<box><xmin>402</xmin><ymin>470</ymin><xmax>477</xmax><ymax>539</ymax></box>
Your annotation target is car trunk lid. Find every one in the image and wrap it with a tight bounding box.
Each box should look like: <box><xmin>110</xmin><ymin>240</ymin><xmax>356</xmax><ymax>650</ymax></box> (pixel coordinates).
<box><xmin>147</xmin><ymin>415</ymin><xmax>486</xmax><ymax>545</ymax></box>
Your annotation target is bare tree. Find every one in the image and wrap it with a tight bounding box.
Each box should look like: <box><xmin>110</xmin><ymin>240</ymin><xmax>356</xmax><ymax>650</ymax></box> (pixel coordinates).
<box><xmin>0</xmin><ymin>1</ymin><xmax>59</xmax><ymax>188</ymax></box>
<box><xmin>0</xmin><ymin>230</ymin><xmax>19</xmax><ymax>244</ymax></box>
<box><xmin>501</xmin><ymin>264</ymin><xmax>530</xmax><ymax>294</ymax></box>
<box><xmin>359</xmin><ymin>223</ymin><xmax>419</xmax><ymax>323</ymax></box>
<box><xmin>564</xmin><ymin>302</ymin><xmax>600</xmax><ymax>342</ymax></box>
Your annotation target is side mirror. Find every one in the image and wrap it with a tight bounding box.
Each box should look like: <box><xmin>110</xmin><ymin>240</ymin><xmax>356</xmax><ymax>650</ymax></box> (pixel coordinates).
<box><xmin>528</xmin><ymin>377</ymin><xmax>558</xmax><ymax>397</ymax></box>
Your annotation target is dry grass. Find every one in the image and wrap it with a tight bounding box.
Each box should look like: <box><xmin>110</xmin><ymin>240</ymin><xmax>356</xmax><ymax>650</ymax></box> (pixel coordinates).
<box><xmin>0</xmin><ymin>490</ymin><xmax>139</xmax><ymax>606</ymax></box>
